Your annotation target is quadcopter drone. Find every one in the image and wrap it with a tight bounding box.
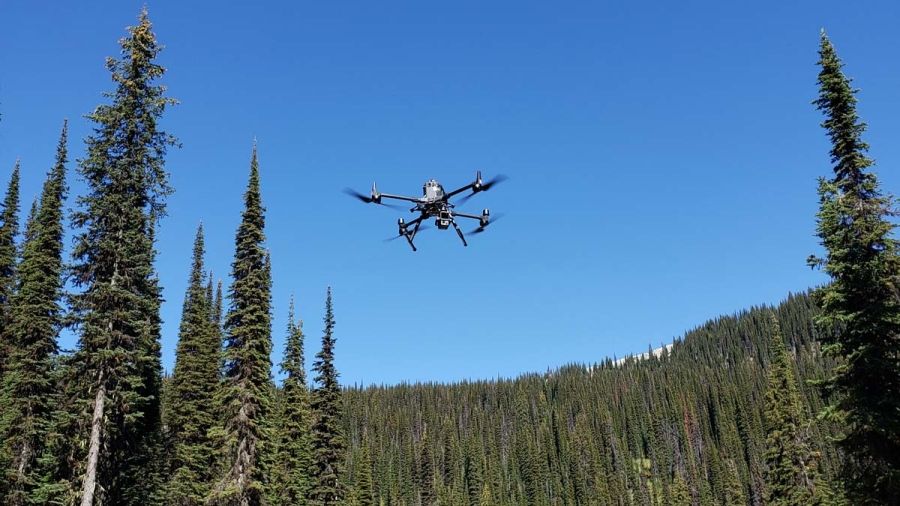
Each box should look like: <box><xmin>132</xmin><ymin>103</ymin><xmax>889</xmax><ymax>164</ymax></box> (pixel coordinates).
<box><xmin>345</xmin><ymin>171</ymin><xmax>507</xmax><ymax>251</ymax></box>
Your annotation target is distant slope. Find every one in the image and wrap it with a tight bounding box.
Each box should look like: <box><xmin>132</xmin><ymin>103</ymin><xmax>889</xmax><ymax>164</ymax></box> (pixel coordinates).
<box><xmin>613</xmin><ymin>343</ymin><xmax>675</xmax><ymax>366</ymax></box>
<box><xmin>341</xmin><ymin>292</ymin><xmax>838</xmax><ymax>505</ymax></box>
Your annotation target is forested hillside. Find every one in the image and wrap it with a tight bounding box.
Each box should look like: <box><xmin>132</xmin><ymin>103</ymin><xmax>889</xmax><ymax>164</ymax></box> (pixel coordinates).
<box><xmin>3</xmin><ymin>7</ymin><xmax>899</xmax><ymax>506</ymax></box>
<box><xmin>340</xmin><ymin>293</ymin><xmax>839</xmax><ymax>505</ymax></box>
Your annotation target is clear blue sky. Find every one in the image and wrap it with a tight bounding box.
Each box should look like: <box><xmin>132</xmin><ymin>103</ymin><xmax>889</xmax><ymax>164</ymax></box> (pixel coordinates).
<box><xmin>2</xmin><ymin>1</ymin><xmax>899</xmax><ymax>385</ymax></box>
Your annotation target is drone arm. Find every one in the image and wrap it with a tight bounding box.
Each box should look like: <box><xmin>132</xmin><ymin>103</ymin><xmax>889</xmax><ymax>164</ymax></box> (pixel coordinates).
<box><xmin>452</xmin><ymin>211</ymin><xmax>483</xmax><ymax>221</ymax></box>
<box><xmin>445</xmin><ymin>183</ymin><xmax>476</xmax><ymax>200</ymax></box>
<box><xmin>379</xmin><ymin>192</ymin><xmax>421</xmax><ymax>203</ymax></box>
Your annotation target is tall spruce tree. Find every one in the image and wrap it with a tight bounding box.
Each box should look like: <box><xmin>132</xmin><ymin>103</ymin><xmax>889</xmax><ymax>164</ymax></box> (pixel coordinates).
<box><xmin>0</xmin><ymin>122</ymin><xmax>68</xmax><ymax>505</ymax></box>
<box><xmin>68</xmin><ymin>9</ymin><xmax>176</xmax><ymax>505</ymax></box>
<box><xmin>271</xmin><ymin>297</ymin><xmax>314</xmax><ymax>505</ymax></box>
<box><xmin>165</xmin><ymin>225</ymin><xmax>221</xmax><ymax>504</ymax></box>
<box><xmin>209</xmin><ymin>146</ymin><xmax>274</xmax><ymax>506</ymax></box>
<box><xmin>308</xmin><ymin>288</ymin><xmax>346</xmax><ymax>505</ymax></box>
<box><xmin>809</xmin><ymin>31</ymin><xmax>900</xmax><ymax>503</ymax></box>
<box><xmin>356</xmin><ymin>442</ymin><xmax>375</xmax><ymax>506</ymax></box>
<box><xmin>763</xmin><ymin>314</ymin><xmax>821</xmax><ymax>505</ymax></box>
<box><xmin>0</xmin><ymin>161</ymin><xmax>21</xmax><ymax>377</ymax></box>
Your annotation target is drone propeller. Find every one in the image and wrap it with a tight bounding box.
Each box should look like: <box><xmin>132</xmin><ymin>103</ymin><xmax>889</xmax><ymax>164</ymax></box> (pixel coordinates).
<box><xmin>342</xmin><ymin>188</ymin><xmax>404</xmax><ymax>210</ymax></box>
<box><xmin>468</xmin><ymin>213</ymin><xmax>505</xmax><ymax>234</ymax></box>
<box><xmin>384</xmin><ymin>224</ymin><xmax>430</xmax><ymax>242</ymax></box>
<box><xmin>457</xmin><ymin>174</ymin><xmax>508</xmax><ymax>205</ymax></box>
<box><xmin>343</xmin><ymin>187</ymin><xmax>375</xmax><ymax>203</ymax></box>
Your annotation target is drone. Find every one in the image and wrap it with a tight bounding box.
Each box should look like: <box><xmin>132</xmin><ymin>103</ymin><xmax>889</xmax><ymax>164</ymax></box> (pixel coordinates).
<box><xmin>345</xmin><ymin>171</ymin><xmax>507</xmax><ymax>251</ymax></box>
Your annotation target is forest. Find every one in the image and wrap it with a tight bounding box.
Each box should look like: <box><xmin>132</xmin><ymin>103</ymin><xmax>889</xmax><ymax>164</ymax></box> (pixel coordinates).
<box><xmin>1</xmin><ymin>8</ymin><xmax>899</xmax><ymax>506</ymax></box>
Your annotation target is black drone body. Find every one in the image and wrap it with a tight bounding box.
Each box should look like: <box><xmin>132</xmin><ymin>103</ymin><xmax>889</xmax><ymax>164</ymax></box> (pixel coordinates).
<box><xmin>345</xmin><ymin>171</ymin><xmax>507</xmax><ymax>251</ymax></box>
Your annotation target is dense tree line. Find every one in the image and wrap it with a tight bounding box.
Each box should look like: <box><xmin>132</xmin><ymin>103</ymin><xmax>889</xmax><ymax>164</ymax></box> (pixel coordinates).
<box><xmin>0</xmin><ymin>9</ymin><xmax>897</xmax><ymax>506</ymax></box>
<box><xmin>340</xmin><ymin>294</ymin><xmax>842</xmax><ymax>506</ymax></box>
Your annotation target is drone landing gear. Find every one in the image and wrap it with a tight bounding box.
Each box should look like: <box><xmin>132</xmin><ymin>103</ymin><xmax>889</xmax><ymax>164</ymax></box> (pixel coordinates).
<box><xmin>451</xmin><ymin>221</ymin><xmax>468</xmax><ymax>247</ymax></box>
<box><xmin>405</xmin><ymin>219</ymin><xmax>422</xmax><ymax>252</ymax></box>
<box><xmin>397</xmin><ymin>217</ymin><xmax>425</xmax><ymax>252</ymax></box>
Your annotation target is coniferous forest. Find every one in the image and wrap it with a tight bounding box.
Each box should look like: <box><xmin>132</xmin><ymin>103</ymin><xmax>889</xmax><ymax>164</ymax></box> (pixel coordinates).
<box><xmin>1</xmin><ymin>8</ymin><xmax>899</xmax><ymax>506</ymax></box>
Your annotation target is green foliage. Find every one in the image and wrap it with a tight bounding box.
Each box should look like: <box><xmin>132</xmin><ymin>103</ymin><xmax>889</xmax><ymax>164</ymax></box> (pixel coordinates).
<box><xmin>6</xmin><ymin>12</ymin><xmax>899</xmax><ymax>506</ymax></box>
<box><xmin>356</xmin><ymin>441</ymin><xmax>375</xmax><ymax>506</ymax></box>
<box><xmin>809</xmin><ymin>31</ymin><xmax>900</xmax><ymax>504</ymax></box>
<box><xmin>723</xmin><ymin>459</ymin><xmax>746</xmax><ymax>506</ymax></box>
<box><xmin>340</xmin><ymin>295</ymin><xmax>842</xmax><ymax>505</ymax></box>
<box><xmin>670</xmin><ymin>472</ymin><xmax>691</xmax><ymax>506</ymax></box>
<box><xmin>209</xmin><ymin>146</ymin><xmax>274</xmax><ymax>506</ymax></box>
<box><xmin>0</xmin><ymin>161</ymin><xmax>20</xmax><ymax>379</ymax></box>
<box><xmin>763</xmin><ymin>314</ymin><xmax>823</xmax><ymax>505</ymax></box>
<box><xmin>66</xmin><ymin>8</ymin><xmax>176</xmax><ymax>504</ymax></box>
<box><xmin>0</xmin><ymin>123</ymin><xmax>68</xmax><ymax>505</ymax></box>
<box><xmin>309</xmin><ymin>288</ymin><xmax>346</xmax><ymax>505</ymax></box>
<box><xmin>270</xmin><ymin>297</ymin><xmax>314</xmax><ymax>505</ymax></box>
<box><xmin>165</xmin><ymin>226</ymin><xmax>221</xmax><ymax>505</ymax></box>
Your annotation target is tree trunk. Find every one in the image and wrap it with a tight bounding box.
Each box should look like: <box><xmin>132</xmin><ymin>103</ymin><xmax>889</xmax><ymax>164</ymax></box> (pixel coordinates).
<box><xmin>81</xmin><ymin>380</ymin><xmax>106</xmax><ymax>506</ymax></box>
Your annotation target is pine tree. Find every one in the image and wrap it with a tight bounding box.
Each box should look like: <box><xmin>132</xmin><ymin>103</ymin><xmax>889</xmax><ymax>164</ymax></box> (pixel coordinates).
<box><xmin>209</xmin><ymin>146</ymin><xmax>274</xmax><ymax>506</ymax></box>
<box><xmin>271</xmin><ymin>297</ymin><xmax>313</xmax><ymax>505</ymax></box>
<box><xmin>0</xmin><ymin>122</ymin><xmax>68</xmax><ymax>505</ymax></box>
<box><xmin>165</xmin><ymin>225</ymin><xmax>221</xmax><ymax>504</ymax></box>
<box><xmin>478</xmin><ymin>485</ymin><xmax>494</xmax><ymax>506</ymax></box>
<box><xmin>670</xmin><ymin>472</ymin><xmax>691</xmax><ymax>506</ymax></box>
<box><xmin>0</xmin><ymin>161</ymin><xmax>21</xmax><ymax>378</ymax></box>
<box><xmin>356</xmin><ymin>442</ymin><xmax>375</xmax><ymax>506</ymax></box>
<box><xmin>809</xmin><ymin>31</ymin><xmax>900</xmax><ymax>503</ymax></box>
<box><xmin>464</xmin><ymin>447</ymin><xmax>482</xmax><ymax>506</ymax></box>
<box><xmin>213</xmin><ymin>280</ymin><xmax>223</xmax><ymax>329</ymax></box>
<box><xmin>723</xmin><ymin>459</ymin><xmax>746</xmax><ymax>506</ymax></box>
<box><xmin>419</xmin><ymin>431</ymin><xmax>436</xmax><ymax>506</ymax></box>
<box><xmin>67</xmin><ymin>9</ymin><xmax>177</xmax><ymax>505</ymax></box>
<box><xmin>308</xmin><ymin>288</ymin><xmax>346</xmax><ymax>505</ymax></box>
<box><xmin>763</xmin><ymin>314</ymin><xmax>821</xmax><ymax>505</ymax></box>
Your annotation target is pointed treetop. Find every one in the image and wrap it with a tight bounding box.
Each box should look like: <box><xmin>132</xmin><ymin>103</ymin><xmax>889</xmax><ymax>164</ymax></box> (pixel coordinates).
<box><xmin>814</xmin><ymin>31</ymin><xmax>873</xmax><ymax>187</ymax></box>
<box><xmin>281</xmin><ymin>294</ymin><xmax>307</xmax><ymax>384</ymax></box>
<box><xmin>250</xmin><ymin>142</ymin><xmax>260</xmax><ymax>181</ymax></box>
<box><xmin>190</xmin><ymin>224</ymin><xmax>205</xmax><ymax>282</ymax></box>
<box><xmin>56</xmin><ymin>119</ymin><xmax>69</xmax><ymax>161</ymax></box>
<box><xmin>2</xmin><ymin>160</ymin><xmax>20</xmax><ymax>223</ymax></box>
<box><xmin>0</xmin><ymin>161</ymin><xmax>22</xmax><ymax>305</ymax></box>
<box><xmin>288</xmin><ymin>294</ymin><xmax>296</xmax><ymax>325</ymax></box>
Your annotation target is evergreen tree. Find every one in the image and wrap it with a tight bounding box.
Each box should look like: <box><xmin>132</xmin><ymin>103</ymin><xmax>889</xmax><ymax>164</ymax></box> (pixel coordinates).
<box><xmin>209</xmin><ymin>146</ymin><xmax>274</xmax><ymax>506</ymax></box>
<box><xmin>809</xmin><ymin>31</ymin><xmax>900</xmax><ymax>503</ymax></box>
<box><xmin>0</xmin><ymin>122</ymin><xmax>68</xmax><ymax>505</ymax></box>
<box><xmin>213</xmin><ymin>280</ymin><xmax>223</xmax><ymax>329</ymax></box>
<box><xmin>356</xmin><ymin>442</ymin><xmax>375</xmax><ymax>506</ymax></box>
<box><xmin>308</xmin><ymin>288</ymin><xmax>346</xmax><ymax>505</ymax></box>
<box><xmin>419</xmin><ymin>431</ymin><xmax>436</xmax><ymax>506</ymax></box>
<box><xmin>67</xmin><ymin>9</ymin><xmax>176</xmax><ymax>505</ymax></box>
<box><xmin>165</xmin><ymin>225</ymin><xmax>221</xmax><ymax>504</ymax></box>
<box><xmin>0</xmin><ymin>161</ymin><xmax>20</xmax><ymax>377</ymax></box>
<box><xmin>478</xmin><ymin>485</ymin><xmax>493</xmax><ymax>506</ymax></box>
<box><xmin>723</xmin><ymin>459</ymin><xmax>746</xmax><ymax>506</ymax></box>
<box><xmin>271</xmin><ymin>297</ymin><xmax>313</xmax><ymax>505</ymax></box>
<box><xmin>670</xmin><ymin>472</ymin><xmax>691</xmax><ymax>506</ymax></box>
<box><xmin>763</xmin><ymin>314</ymin><xmax>821</xmax><ymax>505</ymax></box>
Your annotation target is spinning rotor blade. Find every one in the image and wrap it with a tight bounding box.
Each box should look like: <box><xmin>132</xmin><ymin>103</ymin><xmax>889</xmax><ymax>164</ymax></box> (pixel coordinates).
<box><xmin>468</xmin><ymin>213</ymin><xmax>505</xmax><ymax>234</ymax></box>
<box><xmin>481</xmin><ymin>173</ymin><xmax>509</xmax><ymax>191</ymax></box>
<box><xmin>456</xmin><ymin>174</ymin><xmax>509</xmax><ymax>204</ymax></box>
<box><xmin>343</xmin><ymin>187</ymin><xmax>375</xmax><ymax>203</ymax></box>
<box><xmin>342</xmin><ymin>188</ymin><xmax>404</xmax><ymax>210</ymax></box>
